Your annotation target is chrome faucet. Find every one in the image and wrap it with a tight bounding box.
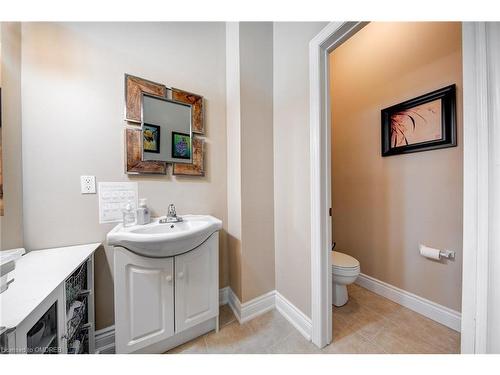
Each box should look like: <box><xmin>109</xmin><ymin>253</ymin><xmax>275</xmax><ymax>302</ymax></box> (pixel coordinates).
<box><xmin>160</xmin><ymin>204</ymin><xmax>183</xmax><ymax>223</ymax></box>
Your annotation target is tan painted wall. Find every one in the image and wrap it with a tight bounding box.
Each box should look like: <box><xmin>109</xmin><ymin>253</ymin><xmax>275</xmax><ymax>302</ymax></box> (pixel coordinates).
<box><xmin>225</xmin><ymin>22</ymin><xmax>275</xmax><ymax>303</ymax></box>
<box><xmin>330</xmin><ymin>22</ymin><xmax>463</xmax><ymax>311</ymax></box>
<box><xmin>239</xmin><ymin>22</ymin><xmax>275</xmax><ymax>302</ymax></box>
<box><xmin>20</xmin><ymin>22</ymin><xmax>228</xmax><ymax>329</ymax></box>
<box><xmin>1</xmin><ymin>22</ymin><xmax>24</xmax><ymax>251</ymax></box>
<box><xmin>273</xmin><ymin>22</ymin><xmax>328</xmax><ymax>317</ymax></box>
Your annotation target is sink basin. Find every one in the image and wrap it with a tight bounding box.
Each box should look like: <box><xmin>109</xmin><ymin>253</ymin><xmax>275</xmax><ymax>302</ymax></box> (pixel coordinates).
<box><xmin>106</xmin><ymin>215</ymin><xmax>222</xmax><ymax>258</ymax></box>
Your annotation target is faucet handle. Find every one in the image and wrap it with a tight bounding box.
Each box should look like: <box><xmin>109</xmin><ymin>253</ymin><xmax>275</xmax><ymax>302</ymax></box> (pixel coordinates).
<box><xmin>168</xmin><ymin>204</ymin><xmax>177</xmax><ymax>217</ymax></box>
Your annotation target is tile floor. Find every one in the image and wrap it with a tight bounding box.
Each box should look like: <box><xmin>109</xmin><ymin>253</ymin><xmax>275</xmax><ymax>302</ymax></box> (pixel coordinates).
<box><xmin>166</xmin><ymin>284</ymin><xmax>460</xmax><ymax>354</ymax></box>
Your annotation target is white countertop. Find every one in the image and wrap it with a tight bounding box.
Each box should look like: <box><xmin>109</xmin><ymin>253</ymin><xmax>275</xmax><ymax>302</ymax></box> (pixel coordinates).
<box><xmin>0</xmin><ymin>243</ymin><xmax>101</xmax><ymax>330</ymax></box>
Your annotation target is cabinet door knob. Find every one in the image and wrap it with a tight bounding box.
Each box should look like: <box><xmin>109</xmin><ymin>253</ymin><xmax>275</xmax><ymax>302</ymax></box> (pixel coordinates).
<box><xmin>178</xmin><ymin>272</ymin><xmax>184</xmax><ymax>279</ymax></box>
<box><xmin>165</xmin><ymin>275</ymin><xmax>172</xmax><ymax>282</ymax></box>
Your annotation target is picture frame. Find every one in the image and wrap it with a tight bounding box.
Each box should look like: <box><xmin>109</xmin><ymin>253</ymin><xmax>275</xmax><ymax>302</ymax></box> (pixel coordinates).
<box><xmin>171</xmin><ymin>132</ymin><xmax>191</xmax><ymax>159</ymax></box>
<box><xmin>124</xmin><ymin>74</ymin><xmax>167</xmax><ymax>123</ymax></box>
<box><xmin>381</xmin><ymin>84</ymin><xmax>456</xmax><ymax>157</ymax></box>
<box><xmin>172</xmin><ymin>88</ymin><xmax>204</xmax><ymax>134</ymax></box>
<box><xmin>142</xmin><ymin>124</ymin><xmax>161</xmax><ymax>154</ymax></box>
<box><xmin>173</xmin><ymin>137</ymin><xmax>205</xmax><ymax>176</ymax></box>
<box><xmin>125</xmin><ymin>128</ymin><xmax>167</xmax><ymax>175</ymax></box>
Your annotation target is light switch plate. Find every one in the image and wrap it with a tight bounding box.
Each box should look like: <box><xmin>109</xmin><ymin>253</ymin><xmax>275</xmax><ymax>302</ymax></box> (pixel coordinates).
<box><xmin>80</xmin><ymin>175</ymin><xmax>96</xmax><ymax>194</ymax></box>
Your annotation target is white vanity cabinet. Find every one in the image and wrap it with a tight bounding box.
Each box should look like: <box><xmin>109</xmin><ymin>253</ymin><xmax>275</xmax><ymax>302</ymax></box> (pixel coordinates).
<box><xmin>0</xmin><ymin>244</ymin><xmax>100</xmax><ymax>354</ymax></box>
<box><xmin>174</xmin><ymin>241</ymin><xmax>218</xmax><ymax>332</ymax></box>
<box><xmin>114</xmin><ymin>250</ymin><xmax>175</xmax><ymax>353</ymax></box>
<box><xmin>113</xmin><ymin>232</ymin><xmax>219</xmax><ymax>354</ymax></box>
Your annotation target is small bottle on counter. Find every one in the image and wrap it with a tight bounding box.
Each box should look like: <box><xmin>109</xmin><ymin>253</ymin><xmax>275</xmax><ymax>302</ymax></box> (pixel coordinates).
<box><xmin>122</xmin><ymin>201</ymin><xmax>136</xmax><ymax>227</ymax></box>
<box><xmin>136</xmin><ymin>198</ymin><xmax>151</xmax><ymax>225</ymax></box>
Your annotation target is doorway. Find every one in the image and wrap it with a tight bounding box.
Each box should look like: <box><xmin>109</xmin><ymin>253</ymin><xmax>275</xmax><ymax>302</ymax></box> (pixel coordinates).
<box><xmin>309</xmin><ymin>21</ymin><xmax>490</xmax><ymax>352</ymax></box>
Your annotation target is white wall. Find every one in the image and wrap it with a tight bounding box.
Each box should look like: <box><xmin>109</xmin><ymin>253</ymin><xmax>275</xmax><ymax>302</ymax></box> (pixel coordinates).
<box><xmin>273</xmin><ymin>22</ymin><xmax>327</xmax><ymax>317</ymax></box>
<box><xmin>486</xmin><ymin>22</ymin><xmax>500</xmax><ymax>354</ymax></box>
<box><xmin>1</xmin><ymin>22</ymin><xmax>24</xmax><ymax>250</ymax></box>
<box><xmin>20</xmin><ymin>22</ymin><xmax>228</xmax><ymax>329</ymax></box>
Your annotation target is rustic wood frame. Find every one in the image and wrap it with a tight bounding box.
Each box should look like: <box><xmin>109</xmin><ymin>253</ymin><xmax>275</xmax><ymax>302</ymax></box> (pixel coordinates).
<box><xmin>172</xmin><ymin>88</ymin><xmax>205</xmax><ymax>134</ymax></box>
<box><xmin>125</xmin><ymin>128</ymin><xmax>167</xmax><ymax>175</ymax></box>
<box><xmin>124</xmin><ymin>74</ymin><xmax>167</xmax><ymax>124</ymax></box>
<box><xmin>172</xmin><ymin>137</ymin><xmax>205</xmax><ymax>176</ymax></box>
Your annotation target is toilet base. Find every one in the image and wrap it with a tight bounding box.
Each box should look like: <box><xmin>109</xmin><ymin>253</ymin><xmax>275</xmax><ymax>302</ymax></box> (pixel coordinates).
<box><xmin>333</xmin><ymin>284</ymin><xmax>348</xmax><ymax>307</ymax></box>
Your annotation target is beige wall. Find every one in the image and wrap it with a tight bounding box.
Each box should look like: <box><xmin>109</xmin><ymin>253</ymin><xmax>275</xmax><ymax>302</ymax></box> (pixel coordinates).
<box><xmin>239</xmin><ymin>22</ymin><xmax>275</xmax><ymax>302</ymax></box>
<box><xmin>226</xmin><ymin>22</ymin><xmax>275</xmax><ymax>302</ymax></box>
<box><xmin>330</xmin><ymin>22</ymin><xmax>463</xmax><ymax>311</ymax></box>
<box><xmin>20</xmin><ymin>22</ymin><xmax>228</xmax><ymax>329</ymax></box>
<box><xmin>225</xmin><ymin>22</ymin><xmax>243</xmax><ymax>300</ymax></box>
<box><xmin>1</xmin><ymin>22</ymin><xmax>24</xmax><ymax>250</ymax></box>
<box><xmin>273</xmin><ymin>22</ymin><xmax>328</xmax><ymax>317</ymax></box>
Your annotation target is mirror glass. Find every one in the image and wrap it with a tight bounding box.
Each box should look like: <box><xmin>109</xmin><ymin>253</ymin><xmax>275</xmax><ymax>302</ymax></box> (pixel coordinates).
<box><xmin>141</xmin><ymin>93</ymin><xmax>192</xmax><ymax>163</ymax></box>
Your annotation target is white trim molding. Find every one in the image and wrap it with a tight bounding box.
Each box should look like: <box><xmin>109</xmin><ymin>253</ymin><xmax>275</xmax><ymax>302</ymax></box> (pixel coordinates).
<box><xmin>96</xmin><ymin>288</ymin><xmax>314</xmax><ymax>354</ymax></box>
<box><xmin>219</xmin><ymin>286</ymin><xmax>230</xmax><ymax>306</ymax></box>
<box><xmin>461</xmin><ymin>22</ymin><xmax>491</xmax><ymax>354</ymax></box>
<box><xmin>227</xmin><ymin>288</ymin><xmax>275</xmax><ymax>324</ymax></box>
<box><xmin>356</xmin><ymin>273</ymin><xmax>461</xmax><ymax>332</ymax></box>
<box><xmin>275</xmin><ymin>292</ymin><xmax>312</xmax><ymax>340</ymax></box>
<box><xmin>227</xmin><ymin>288</ymin><xmax>312</xmax><ymax>340</ymax></box>
<box><xmin>309</xmin><ymin>21</ymin><xmax>367</xmax><ymax>348</ymax></box>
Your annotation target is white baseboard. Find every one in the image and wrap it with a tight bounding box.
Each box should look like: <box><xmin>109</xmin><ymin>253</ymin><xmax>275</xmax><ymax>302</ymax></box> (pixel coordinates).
<box><xmin>219</xmin><ymin>286</ymin><xmax>229</xmax><ymax>306</ymax></box>
<box><xmin>355</xmin><ymin>273</ymin><xmax>461</xmax><ymax>332</ymax></box>
<box><xmin>227</xmin><ymin>288</ymin><xmax>275</xmax><ymax>324</ymax></box>
<box><xmin>96</xmin><ymin>287</ymin><xmax>313</xmax><ymax>353</ymax></box>
<box><xmin>275</xmin><ymin>291</ymin><xmax>312</xmax><ymax>340</ymax></box>
<box><xmin>95</xmin><ymin>325</ymin><xmax>116</xmax><ymax>354</ymax></box>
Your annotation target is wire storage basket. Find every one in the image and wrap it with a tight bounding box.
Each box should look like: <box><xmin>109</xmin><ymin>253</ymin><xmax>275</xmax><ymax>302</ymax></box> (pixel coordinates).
<box><xmin>67</xmin><ymin>327</ymin><xmax>89</xmax><ymax>354</ymax></box>
<box><xmin>65</xmin><ymin>262</ymin><xmax>87</xmax><ymax>311</ymax></box>
<box><xmin>66</xmin><ymin>294</ymin><xmax>88</xmax><ymax>345</ymax></box>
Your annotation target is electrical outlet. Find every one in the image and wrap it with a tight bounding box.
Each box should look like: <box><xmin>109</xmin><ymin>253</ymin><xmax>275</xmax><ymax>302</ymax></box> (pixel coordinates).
<box><xmin>80</xmin><ymin>176</ymin><xmax>96</xmax><ymax>194</ymax></box>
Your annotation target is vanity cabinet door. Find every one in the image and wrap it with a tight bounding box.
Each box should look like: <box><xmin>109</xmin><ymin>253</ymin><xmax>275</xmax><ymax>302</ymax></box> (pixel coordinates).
<box><xmin>114</xmin><ymin>248</ymin><xmax>175</xmax><ymax>354</ymax></box>
<box><xmin>174</xmin><ymin>233</ymin><xmax>218</xmax><ymax>332</ymax></box>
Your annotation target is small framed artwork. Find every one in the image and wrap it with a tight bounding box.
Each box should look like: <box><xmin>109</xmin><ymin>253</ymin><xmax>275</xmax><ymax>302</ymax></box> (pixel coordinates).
<box><xmin>173</xmin><ymin>137</ymin><xmax>205</xmax><ymax>176</ymax></box>
<box><xmin>143</xmin><ymin>124</ymin><xmax>161</xmax><ymax>153</ymax></box>
<box><xmin>172</xmin><ymin>132</ymin><xmax>191</xmax><ymax>159</ymax></box>
<box><xmin>381</xmin><ymin>84</ymin><xmax>456</xmax><ymax>157</ymax></box>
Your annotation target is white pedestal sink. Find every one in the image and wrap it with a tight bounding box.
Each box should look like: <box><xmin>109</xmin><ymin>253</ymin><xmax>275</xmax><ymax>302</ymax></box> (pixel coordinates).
<box><xmin>107</xmin><ymin>214</ymin><xmax>222</xmax><ymax>354</ymax></box>
<box><xmin>106</xmin><ymin>214</ymin><xmax>222</xmax><ymax>257</ymax></box>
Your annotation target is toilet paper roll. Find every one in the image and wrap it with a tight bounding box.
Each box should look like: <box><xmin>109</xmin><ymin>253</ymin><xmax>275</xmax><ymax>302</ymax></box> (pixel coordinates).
<box><xmin>419</xmin><ymin>244</ymin><xmax>441</xmax><ymax>260</ymax></box>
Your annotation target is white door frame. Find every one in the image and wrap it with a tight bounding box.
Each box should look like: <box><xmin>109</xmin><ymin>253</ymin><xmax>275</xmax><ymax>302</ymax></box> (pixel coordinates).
<box><xmin>309</xmin><ymin>21</ymin><xmax>367</xmax><ymax>348</ymax></box>
<box><xmin>309</xmin><ymin>21</ymin><xmax>494</xmax><ymax>351</ymax></box>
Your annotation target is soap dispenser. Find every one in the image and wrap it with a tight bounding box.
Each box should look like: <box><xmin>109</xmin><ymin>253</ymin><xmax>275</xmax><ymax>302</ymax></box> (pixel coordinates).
<box><xmin>122</xmin><ymin>201</ymin><xmax>136</xmax><ymax>227</ymax></box>
<box><xmin>136</xmin><ymin>198</ymin><xmax>151</xmax><ymax>225</ymax></box>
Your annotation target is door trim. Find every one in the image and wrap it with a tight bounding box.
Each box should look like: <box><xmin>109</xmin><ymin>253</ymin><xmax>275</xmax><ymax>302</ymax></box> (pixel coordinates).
<box><xmin>308</xmin><ymin>21</ymin><xmax>367</xmax><ymax>348</ymax></box>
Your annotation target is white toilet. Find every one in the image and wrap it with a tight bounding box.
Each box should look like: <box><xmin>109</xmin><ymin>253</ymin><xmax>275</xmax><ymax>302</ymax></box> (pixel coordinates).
<box><xmin>331</xmin><ymin>251</ymin><xmax>360</xmax><ymax>306</ymax></box>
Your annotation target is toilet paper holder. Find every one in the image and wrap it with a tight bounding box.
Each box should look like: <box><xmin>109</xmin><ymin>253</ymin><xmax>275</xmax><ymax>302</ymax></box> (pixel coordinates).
<box><xmin>439</xmin><ymin>249</ymin><xmax>456</xmax><ymax>259</ymax></box>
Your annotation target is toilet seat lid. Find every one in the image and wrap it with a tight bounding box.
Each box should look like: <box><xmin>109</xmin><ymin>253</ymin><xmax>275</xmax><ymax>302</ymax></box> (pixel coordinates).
<box><xmin>332</xmin><ymin>251</ymin><xmax>359</xmax><ymax>269</ymax></box>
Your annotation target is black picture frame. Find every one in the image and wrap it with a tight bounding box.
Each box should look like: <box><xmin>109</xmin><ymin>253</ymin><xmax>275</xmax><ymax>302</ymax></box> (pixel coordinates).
<box><xmin>171</xmin><ymin>132</ymin><xmax>191</xmax><ymax>159</ymax></box>
<box><xmin>381</xmin><ymin>84</ymin><xmax>457</xmax><ymax>157</ymax></box>
<box><xmin>142</xmin><ymin>123</ymin><xmax>161</xmax><ymax>154</ymax></box>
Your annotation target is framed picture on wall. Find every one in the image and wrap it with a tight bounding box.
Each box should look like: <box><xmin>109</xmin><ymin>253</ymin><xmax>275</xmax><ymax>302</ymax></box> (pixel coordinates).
<box><xmin>171</xmin><ymin>132</ymin><xmax>191</xmax><ymax>159</ymax></box>
<box><xmin>143</xmin><ymin>124</ymin><xmax>161</xmax><ymax>153</ymax></box>
<box><xmin>381</xmin><ymin>84</ymin><xmax>457</xmax><ymax>157</ymax></box>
